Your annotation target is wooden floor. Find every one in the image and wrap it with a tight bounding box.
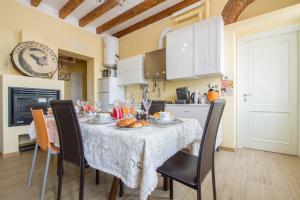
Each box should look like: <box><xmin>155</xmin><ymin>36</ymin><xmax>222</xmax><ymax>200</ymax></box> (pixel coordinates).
<box><xmin>0</xmin><ymin>148</ymin><xmax>300</xmax><ymax>200</ymax></box>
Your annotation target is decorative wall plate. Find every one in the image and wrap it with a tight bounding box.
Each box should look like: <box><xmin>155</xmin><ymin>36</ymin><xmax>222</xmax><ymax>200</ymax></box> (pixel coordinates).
<box><xmin>10</xmin><ymin>41</ymin><xmax>57</xmax><ymax>78</ymax></box>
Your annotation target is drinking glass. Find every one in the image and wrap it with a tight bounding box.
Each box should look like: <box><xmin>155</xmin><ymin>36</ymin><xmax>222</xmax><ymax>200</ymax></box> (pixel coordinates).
<box><xmin>95</xmin><ymin>100</ymin><xmax>102</xmax><ymax>112</ymax></box>
<box><xmin>142</xmin><ymin>98</ymin><xmax>152</xmax><ymax>121</ymax></box>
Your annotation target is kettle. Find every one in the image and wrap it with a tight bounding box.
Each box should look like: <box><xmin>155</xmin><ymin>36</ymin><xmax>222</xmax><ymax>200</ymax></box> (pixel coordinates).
<box><xmin>190</xmin><ymin>90</ymin><xmax>200</xmax><ymax>104</ymax></box>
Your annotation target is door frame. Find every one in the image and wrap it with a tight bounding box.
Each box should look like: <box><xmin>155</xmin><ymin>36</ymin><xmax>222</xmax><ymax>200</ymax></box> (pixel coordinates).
<box><xmin>237</xmin><ymin>25</ymin><xmax>300</xmax><ymax>155</ymax></box>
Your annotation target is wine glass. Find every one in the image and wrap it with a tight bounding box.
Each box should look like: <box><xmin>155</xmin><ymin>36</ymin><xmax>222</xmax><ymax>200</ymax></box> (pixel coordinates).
<box><xmin>95</xmin><ymin>100</ymin><xmax>102</xmax><ymax>112</ymax></box>
<box><xmin>142</xmin><ymin>98</ymin><xmax>152</xmax><ymax>121</ymax></box>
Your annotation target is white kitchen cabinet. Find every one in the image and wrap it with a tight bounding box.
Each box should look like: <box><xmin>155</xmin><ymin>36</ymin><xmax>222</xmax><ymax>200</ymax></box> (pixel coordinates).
<box><xmin>166</xmin><ymin>104</ymin><xmax>222</xmax><ymax>150</ymax></box>
<box><xmin>133</xmin><ymin>103</ymin><xmax>223</xmax><ymax>150</ymax></box>
<box><xmin>166</xmin><ymin>16</ymin><xmax>224</xmax><ymax>80</ymax></box>
<box><xmin>194</xmin><ymin>15</ymin><xmax>224</xmax><ymax>76</ymax></box>
<box><xmin>117</xmin><ymin>55</ymin><xmax>147</xmax><ymax>86</ymax></box>
<box><xmin>166</xmin><ymin>24</ymin><xmax>194</xmax><ymax>80</ymax></box>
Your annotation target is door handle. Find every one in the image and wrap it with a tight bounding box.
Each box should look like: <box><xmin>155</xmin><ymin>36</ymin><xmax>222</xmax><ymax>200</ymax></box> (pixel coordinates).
<box><xmin>243</xmin><ymin>94</ymin><xmax>251</xmax><ymax>102</ymax></box>
<box><xmin>243</xmin><ymin>94</ymin><xmax>251</xmax><ymax>97</ymax></box>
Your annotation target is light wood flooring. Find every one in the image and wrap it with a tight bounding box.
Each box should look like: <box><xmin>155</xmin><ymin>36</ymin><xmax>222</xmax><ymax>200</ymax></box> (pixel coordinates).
<box><xmin>0</xmin><ymin>148</ymin><xmax>300</xmax><ymax>200</ymax></box>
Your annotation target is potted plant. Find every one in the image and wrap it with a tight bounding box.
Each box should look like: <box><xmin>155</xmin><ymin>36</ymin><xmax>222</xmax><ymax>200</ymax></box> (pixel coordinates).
<box><xmin>207</xmin><ymin>83</ymin><xmax>219</xmax><ymax>102</ymax></box>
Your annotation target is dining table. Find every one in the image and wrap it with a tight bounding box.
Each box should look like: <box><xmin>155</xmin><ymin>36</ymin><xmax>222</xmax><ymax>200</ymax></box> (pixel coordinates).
<box><xmin>28</xmin><ymin>114</ymin><xmax>202</xmax><ymax>200</ymax></box>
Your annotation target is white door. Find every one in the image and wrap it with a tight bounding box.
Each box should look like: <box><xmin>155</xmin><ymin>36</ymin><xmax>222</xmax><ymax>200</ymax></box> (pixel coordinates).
<box><xmin>71</xmin><ymin>72</ymin><xmax>83</xmax><ymax>102</ymax></box>
<box><xmin>238</xmin><ymin>31</ymin><xmax>298</xmax><ymax>155</ymax></box>
<box><xmin>166</xmin><ymin>24</ymin><xmax>194</xmax><ymax>80</ymax></box>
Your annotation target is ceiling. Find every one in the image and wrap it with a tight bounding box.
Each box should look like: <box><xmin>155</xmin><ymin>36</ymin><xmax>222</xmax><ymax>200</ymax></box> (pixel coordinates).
<box><xmin>18</xmin><ymin>0</ymin><xmax>189</xmax><ymax>37</ymax></box>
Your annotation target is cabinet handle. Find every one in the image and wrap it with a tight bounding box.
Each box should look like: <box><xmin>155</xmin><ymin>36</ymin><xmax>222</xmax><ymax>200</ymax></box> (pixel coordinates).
<box><xmin>184</xmin><ymin>110</ymin><xmax>190</xmax><ymax>113</ymax></box>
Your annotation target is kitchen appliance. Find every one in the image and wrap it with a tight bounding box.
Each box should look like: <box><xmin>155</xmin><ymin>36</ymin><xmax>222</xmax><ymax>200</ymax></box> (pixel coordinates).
<box><xmin>191</xmin><ymin>90</ymin><xmax>200</xmax><ymax>104</ymax></box>
<box><xmin>8</xmin><ymin>87</ymin><xmax>60</xmax><ymax>126</ymax></box>
<box><xmin>104</xmin><ymin>35</ymin><xmax>119</xmax><ymax>69</ymax></box>
<box><xmin>176</xmin><ymin>87</ymin><xmax>190</xmax><ymax>104</ymax></box>
<box><xmin>98</xmin><ymin>77</ymin><xmax>125</xmax><ymax>111</ymax></box>
<box><xmin>144</xmin><ymin>48</ymin><xmax>166</xmax><ymax>79</ymax></box>
<box><xmin>199</xmin><ymin>95</ymin><xmax>208</xmax><ymax>104</ymax></box>
<box><xmin>102</xmin><ymin>68</ymin><xmax>116</xmax><ymax>77</ymax></box>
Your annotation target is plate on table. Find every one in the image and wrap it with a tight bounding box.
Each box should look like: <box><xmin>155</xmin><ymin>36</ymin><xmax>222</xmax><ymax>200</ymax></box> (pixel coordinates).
<box><xmin>151</xmin><ymin>118</ymin><xmax>183</xmax><ymax>126</ymax></box>
<box><xmin>86</xmin><ymin>118</ymin><xmax>116</xmax><ymax>125</ymax></box>
<box><xmin>113</xmin><ymin>125</ymin><xmax>146</xmax><ymax>130</ymax></box>
<box><xmin>114</xmin><ymin>120</ymin><xmax>150</xmax><ymax>130</ymax></box>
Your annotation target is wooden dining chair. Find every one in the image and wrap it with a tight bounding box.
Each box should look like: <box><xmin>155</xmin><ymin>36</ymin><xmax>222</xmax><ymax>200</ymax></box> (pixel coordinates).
<box><xmin>157</xmin><ymin>100</ymin><xmax>226</xmax><ymax>200</ymax></box>
<box><xmin>28</xmin><ymin>109</ymin><xmax>60</xmax><ymax>200</ymax></box>
<box><xmin>50</xmin><ymin>100</ymin><xmax>100</xmax><ymax>200</ymax></box>
<box><xmin>141</xmin><ymin>100</ymin><xmax>166</xmax><ymax>115</ymax></box>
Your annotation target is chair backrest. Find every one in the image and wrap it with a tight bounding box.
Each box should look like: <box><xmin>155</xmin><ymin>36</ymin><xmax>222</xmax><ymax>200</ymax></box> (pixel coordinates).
<box><xmin>50</xmin><ymin>100</ymin><xmax>84</xmax><ymax>166</ymax></box>
<box><xmin>31</xmin><ymin>109</ymin><xmax>50</xmax><ymax>151</ymax></box>
<box><xmin>141</xmin><ymin>100</ymin><xmax>166</xmax><ymax>115</ymax></box>
<box><xmin>197</xmin><ymin>100</ymin><xmax>225</xmax><ymax>184</ymax></box>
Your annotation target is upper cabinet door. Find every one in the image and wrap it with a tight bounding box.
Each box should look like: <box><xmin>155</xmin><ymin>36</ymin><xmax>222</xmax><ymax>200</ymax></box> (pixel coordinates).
<box><xmin>194</xmin><ymin>19</ymin><xmax>209</xmax><ymax>75</ymax></box>
<box><xmin>166</xmin><ymin>24</ymin><xmax>194</xmax><ymax>80</ymax></box>
<box><xmin>194</xmin><ymin>16</ymin><xmax>224</xmax><ymax>76</ymax></box>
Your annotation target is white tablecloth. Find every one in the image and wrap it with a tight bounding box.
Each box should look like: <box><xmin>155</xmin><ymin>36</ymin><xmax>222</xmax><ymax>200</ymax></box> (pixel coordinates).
<box><xmin>28</xmin><ymin>118</ymin><xmax>202</xmax><ymax>200</ymax></box>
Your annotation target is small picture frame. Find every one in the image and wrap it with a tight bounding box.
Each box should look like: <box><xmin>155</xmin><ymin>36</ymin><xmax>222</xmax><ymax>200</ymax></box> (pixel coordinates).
<box><xmin>58</xmin><ymin>72</ymin><xmax>70</xmax><ymax>81</ymax></box>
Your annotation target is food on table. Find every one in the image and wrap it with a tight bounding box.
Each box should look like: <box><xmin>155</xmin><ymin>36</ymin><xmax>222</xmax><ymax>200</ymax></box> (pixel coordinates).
<box><xmin>140</xmin><ymin>120</ymin><xmax>148</xmax><ymax>126</ymax></box>
<box><xmin>117</xmin><ymin>118</ymin><xmax>136</xmax><ymax>127</ymax></box>
<box><xmin>153</xmin><ymin>112</ymin><xmax>160</xmax><ymax>119</ymax></box>
<box><xmin>117</xmin><ymin>118</ymin><xmax>148</xmax><ymax>128</ymax></box>
<box><xmin>128</xmin><ymin>121</ymin><xmax>144</xmax><ymax>128</ymax></box>
<box><xmin>128</xmin><ymin>120</ymin><xmax>148</xmax><ymax>128</ymax></box>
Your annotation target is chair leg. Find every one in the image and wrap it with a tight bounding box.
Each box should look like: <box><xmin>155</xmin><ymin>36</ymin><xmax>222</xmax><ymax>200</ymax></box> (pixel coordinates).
<box><xmin>57</xmin><ymin>154</ymin><xmax>64</xmax><ymax>176</ymax></box>
<box><xmin>27</xmin><ymin>143</ymin><xmax>38</xmax><ymax>187</ymax></box>
<box><xmin>57</xmin><ymin>154</ymin><xmax>60</xmax><ymax>176</ymax></box>
<box><xmin>96</xmin><ymin>170</ymin><xmax>100</xmax><ymax>185</ymax></box>
<box><xmin>79</xmin><ymin>167</ymin><xmax>85</xmax><ymax>200</ymax></box>
<box><xmin>119</xmin><ymin>180</ymin><xmax>124</xmax><ymax>197</ymax></box>
<box><xmin>197</xmin><ymin>186</ymin><xmax>202</xmax><ymax>200</ymax></box>
<box><xmin>212</xmin><ymin>165</ymin><xmax>217</xmax><ymax>200</ymax></box>
<box><xmin>169</xmin><ymin>178</ymin><xmax>173</xmax><ymax>199</ymax></box>
<box><xmin>163</xmin><ymin>176</ymin><xmax>168</xmax><ymax>191</ymax></box>
<box><xmin>41</xmin><ymin>149</ymin><xmax>51</xmax><ymax>200</ymax></box>
<box><xmin>57</xmin><ymin>155</ymin><xmax>63</xmax><ymax>200</ymax></box>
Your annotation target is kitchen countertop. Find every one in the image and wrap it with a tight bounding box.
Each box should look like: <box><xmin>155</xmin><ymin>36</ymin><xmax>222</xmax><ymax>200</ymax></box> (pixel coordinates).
<box><xmin>133</xmin><ymin>103</ymin><xmax>210</xmax><ymax>107</ymax></box>
<box><xmin>166</xmin><ymin>103</ymin><xmax>210</xmax><ymax>107</ymax></box>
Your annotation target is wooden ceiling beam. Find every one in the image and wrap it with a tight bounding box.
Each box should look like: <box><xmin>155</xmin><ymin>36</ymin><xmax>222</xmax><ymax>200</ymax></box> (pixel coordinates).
<box><xmin>31</xmin><ymin>0</ymin><xmax>42</xmax><ymax>7</ymax></box>
<box><xmin>79</xmin><ymin>0</ymin><xmax>119</xmax><ymax>27</ymax></box>
<box><xmin>59</xmin><ymin>0</ymin><xmax>85</xmax><ymax>19</ymax></box>
<box><xmin>113</xmin><ymin>0</ymin><xmax>200</xmax><ymax>38</ymax></box>
<box><xmin>97</xmin><ymin>0</ymin><xmax>167</xmax><ymax>34</ymax></box>
<box><xmin>221</xmin><ymin>0</ymin><xmax>255</xmax><ymax>25</ymax></box>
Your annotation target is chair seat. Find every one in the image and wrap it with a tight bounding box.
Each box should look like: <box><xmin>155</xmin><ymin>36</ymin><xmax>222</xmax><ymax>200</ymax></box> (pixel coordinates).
<box><xmin>157</xmin><ymin>151</ymin><xmax>198</xmax><ymax>189</ymax></box>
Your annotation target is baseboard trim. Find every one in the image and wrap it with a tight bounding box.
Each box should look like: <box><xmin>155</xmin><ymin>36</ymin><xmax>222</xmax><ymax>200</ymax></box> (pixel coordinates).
<box><xmin>219</xmin><ymin>146</ymin><xmax>236</xmax><ymax>152</ymax></box>
<box><xmin>0</xmin><ymin>151</ymin><xmax>20</xmax><ymax>159</ymax></box>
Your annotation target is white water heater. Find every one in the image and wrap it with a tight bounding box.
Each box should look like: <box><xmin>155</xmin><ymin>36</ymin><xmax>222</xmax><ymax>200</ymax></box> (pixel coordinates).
<box><xmin>103</xmin><ymin>35</ymin><xmax>119</xmax><ymax>68</ymax></box>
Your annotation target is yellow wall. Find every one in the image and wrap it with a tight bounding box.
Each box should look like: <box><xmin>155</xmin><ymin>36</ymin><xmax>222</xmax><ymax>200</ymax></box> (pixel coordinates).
<box><xmin>0</xmin><ymin>74</ymin><xmax>64</xmax><ymax>154</ymax></box>
<box><xmin>207</xmin><ymin>0</ymin><xmax>300</xmax><ymax>20</ymax></box>
<box><xmin>58</xmin><ymin>59</ymin><xmax>88</xmax><ymax>100</ymax></box>
<box><xmin>119</xmin><ymin>2</ymin><xmax>300</xmax><ymax>149</ymax></box>
<box><xmin>0</xmin><ymin>0</ymin><xmax>102</xmax><ymax>100</ymax></box>
<box><xmin>239</xmin><ymin>0</ymin><xmax>300</xmax><ymax>20</ymax></box>
<box><xmin>0</xmin><ymin>0</ymin><xmax>103</xmax><ymax>155</ymax></box>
